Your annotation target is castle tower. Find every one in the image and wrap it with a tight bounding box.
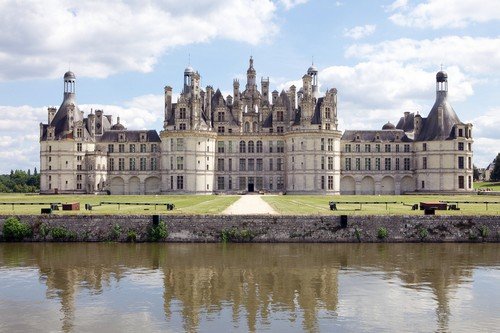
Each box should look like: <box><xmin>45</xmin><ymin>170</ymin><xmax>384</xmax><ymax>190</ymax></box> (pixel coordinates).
<box><xmin>307</xmin><ymin>64</ymin><xmax>319</xmax><ymax>99</ymax></box>
<box><xmin>246</xmin><ymin>56</ymin><xmax>257</xmax><ymax>91</ymax></box>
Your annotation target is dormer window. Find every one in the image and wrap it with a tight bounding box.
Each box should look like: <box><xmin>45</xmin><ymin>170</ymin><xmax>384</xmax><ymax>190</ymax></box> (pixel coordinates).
<box><xmin>119</xmin><ymin>133</ymin><xmax>125</xmax><ymax>142</ymax></box>
<box><xmin>140</xmin><ymin>133</ymin><xmax>146</xmax><ymax>142</ymax></box>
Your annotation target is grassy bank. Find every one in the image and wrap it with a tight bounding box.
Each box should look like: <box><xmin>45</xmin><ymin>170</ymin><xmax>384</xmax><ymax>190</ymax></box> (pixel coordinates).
<box><xmin>474</xmin><ymin>181</ymin><xmax>500</xmax><ymax>191</ymax></box>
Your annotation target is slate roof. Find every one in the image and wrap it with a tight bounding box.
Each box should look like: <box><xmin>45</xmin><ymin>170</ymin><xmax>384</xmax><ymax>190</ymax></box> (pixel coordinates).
<box><xmin>416</xmin><ymin>92</ymin><xmax>463</xmax><ymax>141</ymax></box>
<box><xmin>396</xmin><ymin>112</ymin><xmax>415</xmax><ymax>132</ymax></box>
<box><xmin>342</xmin><ymin>129</ymin><xmax>412</xmax><ymax>142</ymax></box>
<box><xmin>98</xmin><ymin>130</ymin><xmax>161</xmax><ymax>143</ymax></box>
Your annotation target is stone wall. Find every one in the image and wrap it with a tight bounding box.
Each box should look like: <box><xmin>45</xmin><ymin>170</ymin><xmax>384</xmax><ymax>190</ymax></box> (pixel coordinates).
<box><xmin>0</xmin><ymin>214</ymin><xmax>499</xmax><ymax>242</ymax></box>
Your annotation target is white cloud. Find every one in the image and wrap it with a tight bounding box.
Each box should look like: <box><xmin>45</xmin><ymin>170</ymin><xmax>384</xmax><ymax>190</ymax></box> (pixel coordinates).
<box><xmin>0</xmin><ymin>0</ymin><xmax>278</xmax><ymax>81</ymax></box>
<box><xmin>278</xmin><ymin>0</ymin><xmax>309</xmax><ymax>10</ymax></box>
<box><xmin>388</xmin><ymin>0</ymin><xmax>500</xmax><ymax>29</ymax></box>
<box><xmin>343</xmin><ymin>25</ymin><xmax>376</xmax><ymax>40</ymax></box>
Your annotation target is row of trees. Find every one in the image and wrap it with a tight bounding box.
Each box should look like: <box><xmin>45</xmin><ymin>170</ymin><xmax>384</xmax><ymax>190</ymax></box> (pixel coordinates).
<box><xmin>490</xmin><ymin>153</ymin><xmax>500</xmax><ymax>182</ymax></box>
<box><xmin>0</xmin><ymin>169</ymin><xmax>40</xmax><ymax>193</ymax></box>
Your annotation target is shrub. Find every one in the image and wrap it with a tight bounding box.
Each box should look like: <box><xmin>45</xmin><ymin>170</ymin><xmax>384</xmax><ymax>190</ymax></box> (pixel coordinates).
<box><xmin>479</xmin><ymin>226</ymin><xmax>490</xmax><ymax>238</ymax></box>
<box><xmin>127</xmin><ymin>230</ymin><xmax>137</xmax><ymax>242</ymax></box>
<box><xmin>3</xmin><ymin>216</ymin><xmax>32</xmax><ymax>241</ymax></box>
<box><xmin>148</xmin><ymin>221</ymin><xmax>168</xmax><ymax>242</ymax></box>
<box><xmin>110</xmin><ymin>224</ymin><xmax>122</xmax><ymax>241</ymax></box>
<box><xmin>418</xmin><ymin>227</ymin><xmax>428</xmax><ymax>241</ymax></box>
<box><xmin>221</xmin><ymin>228</ymin><xmax>255</xmax><ymax>243</ymax></box>
<box><xmin>354</xmin><ymin>228</ymin><xmax>362</xmax><ymax>242</ymax></box>
<box><xmin>50</xmin><ymin>227</ymin><xmax>77</xmax><ymax>241</ymax></box>
<box><xmin>377</xmin><ymin>227</ymin><xmax>388</xmax><ymax>240</ymax></box>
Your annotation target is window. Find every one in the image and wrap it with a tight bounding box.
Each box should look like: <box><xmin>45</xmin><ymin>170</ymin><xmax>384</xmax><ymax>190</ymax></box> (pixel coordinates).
<box><xmin>177</xmin><ymin>176</ymin><xmax>184</xmax><ymax>189</ymax></box>
<box><xmin>248</xmin><ymin>141</ymin><xmax>255</xmax><ymax>153</ymax></box>
<box><xmin>117</xmin><ymin>144</ymin><xmax>124</xmax><ymax>153</ymax></box>
<box><xmin>277</xmin><ymin>158</ymin><xmax>283</xmax><ymax>171</ymax></box>
<box><xmin>385</xmin><ymin>158</ymin><xmax>391</xmax><ymax>171</ymax></box>
<box><xmin>151</xmin><ymin>158</ymin><xmax>158</xmax><ymax>171</ymax></box>
<box><xmin>365</xmin><ymin>144</ymin><xmax>371</xmax><ymax>153</ymax></box>
<box><xmin>217</xmin><ymin>177</ymin><xmax>225</xmax><ymax>190</ymax></box>
<box><xmin>404</xmin><ymin>144</ymin><xmax>410</xmax><ymax>153</ymax></box>
<box><xmin>240</xmin><ymin>141</ymin><xmax>246</xmax><ymax>153</ymax></box>
<box><xmin>228</xmin><ymin>158</ymin><xmax>232</xmax><ymax>171</ymax></box>
<box><xmin>395</xmin><ymin>144</ymin><xmax>400</xmax><ymax>153</ymax></box>
<box><xmin>365</xmin><ymin>158</ymin><xmax>371</xmax><ymax>171</ymax></box>
<box><xmin>423</xmin><ymin>157</ymin><xmax>427</xmax><ymax>169</ymax></box>
<box><xmin>269</xmin><ymin>177</ymin><xmax>273</xmax><ymax>190</ymax></box>
<box><xmin>256</xmin><ymin>141</ymin><xmax>263</xmax><ymax>153</ymax></box>
<box><xmin>321</xmin><ymin>176</ymin><xmax>325</xmax><ymax>190</ymax></box>
<box><xmin>458</xmin><ymin>142</ymin><xmax>464</xmax><ymax>151</ymax></box>
<box><xmin>179</xmin><ymin>108</ymin><xmax>186</xmax><ymax>119</ymax></box>
<box><xmin>325</xmin><ymin>123</ymin><xmax>331</xmax><ymax>130</ymax></box>
<box><xmin>277</xmin><ymin>177</ymin><xmax>284</xmax><ymax>190</ymax></box>
<box><xmin>375</xmin><ymin>144</ymin><xmax>381</xmax><ymax>153</ymax></box>
<box><xmin>248</xmin><ymin>159</ymin><xmax>255</xmax><ymax>171</ymax></box>
<box><xmin>217</xmin><ymin>126</ymin><xmax>225</xmax><ymax>133</ymax></box>
<box><xmin>77</xmin><ymin>143</ymin><xmax>82</xmax><ymax>152</ymax></box>
<box><xmin>345</xmin><ymin>144</ymin><xmax>351</xmax><ymax>152</ymax></box>
<box><xmin>49</xmin><ymin>146</ymin><xmax>52</xmax><ymax>152</ymax></box>
<box><xmin>458</xmin><ymin>156</ymin><xmax>464</xmax><ymax>169</ymax></box>
<box><xmin>77</xmin><ymin>156</ymin><xmax>82</xmax><ymax>161</ymax></box>
<box><xmin>468</xmin><ymin>176</ymin><xmax>472</xmax><ymax>189</ymax></box>
<box><xmin>404</xmin><ymin>158</ymin><xmax>411</xmax><ymax>171</ymax></box>
<box><xmin>239</xmin><ymin>177</ymin><xmax>246</xmax><ymax>190</ymax></box>
<box><xmin>256</xmin><ymin>177</ymin><xmax>263</xmax><ymax>190</ymax></box>
<box><xmin>228</xmin><ymin>177</ymin><xmax>232</xmax><ymax>190</ymax></box>
<box><xmin>321</xmin><ymin>156</ymin><xmax>325</xmax><ymax>170</ymax></box>
<box><xmin>328</xmin><ymin>157</ymin><xmax>334</xmax><ymax>170</ymax></box>
<box><xmin>118</xmin><ymin>158</ymin><xmax>125</xmax><ymax>171</ymax></box>
<box><xmin>277</xmin><ymin>111</ymin><xmax>284</xmax><ymax>122</ymax></box>
<box><xmin>277</xmin><ymin>141</ymin><xmax>284</xmax><ymax>153</ymax></box>
<box><xmin>320</xmin><ymin>138</ymin><xmax>325</xmax><ymax>151</ymax></box>
<box><xmin>217</xmin><ymin>112</ymin><xmax>225</xmax><ymax>122</ymax></box>
<box><xmin>422</xmin><ymin>180</ymin><xmax>425</xmax><ymax>189</ymax></box>
<box><xmin>177</xmin><ymin>157</ymin><xmax>184</xmax><ymax>170</ymax></box>
<box><xmin>109</xmin><ymin>158</ymin><xmax>115</xmax><ymax>171</ymax></box>
<box><xmin>170</xmin><ymin>176</ymin><xmax>174</xmax><ymax>190</ymax></box>
<box><xmin>468</xmin><ymin>143</ymin><xmax>472</xmax><ymax>151</ymax></box>
<box><xmin>325</xmin><ymin>107</ymin><xmax>331</xmax><ymax>119</ymax></box>
<box><xmin>423</xmin><ymin>143</ymin><xmax>427</xmax><ymax>151</ymax></box>
<box><xmin>77</xmin><ymin>174</ymin><xmax>82</xmax><ymax>181</ymax></box>
<box><xmin>269</xmin><ymin>141</ymin><xmax>273</xmax><ymax>153</ymax></box>
<box><xmin>458</xmin><ymin>176</ymin><xmax>464</xmax><ymax>189</ymax></box>
<box><xmin>140</xmin><ymin>158</ymin><xmax>147</xmax><ymax>171</ymax></box>
<box><xmin>129</xmin><ymin>158</ymin><xmax>136</xmax><ymax>171</ymax></box>
<box><xmin>277</xmin><ymin>126</ymin><xmax>284</xmax><ymax>133</ymax></box>
<box><xmin>458</xmin><ymin>128</ymin><xmax>463</xmax><ymax>137</ymax></box>
<box><xmin>151</xmin><ymin>144</ymin><xmax>158</xmax><ymax>152</ymax></box>
<box><xmin>385</xmin><ymin>144</ymin><xmax>391</xmax><ymax>153</ymax></box>
<box><xmin>356</xmin><ymin>158</ymin><xmax>361</xmax><ymax>170</ymax></box>
<box><xmin>216</xmin><ymin>158</ymin><xmax>224</xmax><ymax>171</ymax></box>
<box><xmin>76</xmin><ymin>128</ymin><xmax>82</xmax><ymax>138</ymax></box>
<box><xmin>269</xmin><ymin>158</ymin><xmax>273</xmax><ymax>171</ymax></box>
<box><xmin>328</xmin><ymin>176</ymin><xmax>334</xmax><ymax>190</ymax></box>
<box><xmin>108</xmin><ymin>144</ymin><xmax>114</xmax><ymax>153</ymax></box>
<box><xmin>217</xmin><ymin>141</ymin><xmax>225</xmax><ymax>153</ymax></box>
<box><xmin>179</xmin><ymin>123</ymin><xmax>187</xmax><ymax>130</ymax></box>
<box><xmin>345</xmin><ymin>158</ymin><xmax>351</xmax><ymax>171</ymax></box>
<box><xmin>327</xmin><ymin>139</ymin><xmax>333</xmax><ymax>152</ymax></box>
<box><xmin>375</xmin><ymin>158</ymin><xmax>381</xmax><ymax>170</ymax></box>
<box><xmin>239</xmin><ymin>158</ymin><xmax>246</xmax><ymax>171</ymax></box>
<box><xmin>395</xmin><ymin>158</ymin><xmax>400</xmax><ymax>171</ymax></box>
<box><xmin>257</xmin><ymin>158</ymin><xmax>263</xmax><ymax>171</ymax></box>
<box><xmin>355</xmin><ymin>144</ymin><xmax>360</xmax><ymax>153</ymax></box>
<box><xmin>468</xmin><ymin>156</ymin><xmax>472</xmax><ymax>169</ymax></box>
<box><xmin>140</xmin><ymin>144</ymin><xmax>146</xmax><ymax>153</ymax></box>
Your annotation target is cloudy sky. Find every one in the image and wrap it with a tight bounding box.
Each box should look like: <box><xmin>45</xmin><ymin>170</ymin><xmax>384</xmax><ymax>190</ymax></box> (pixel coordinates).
<box><xmin>0</xmin><ymin>0</ymin><xmax>499</xmax><ymax>172</ymax></box>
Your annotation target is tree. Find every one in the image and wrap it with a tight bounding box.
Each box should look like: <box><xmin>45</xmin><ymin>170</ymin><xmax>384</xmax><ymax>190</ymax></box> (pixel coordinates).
<box><xmin>33</xmin><ymin>167</ymin><xmax>38</xmax><ymax>176</ymax></box>
<box><xmin>491</xmin><ymin>154</ymin><xmax>500</xmax><ymax>182</ymax></box>
<box><xmin>473</xmin><ymin>165</ymin><xmax>480</xmax><ymax>181</ymax></box>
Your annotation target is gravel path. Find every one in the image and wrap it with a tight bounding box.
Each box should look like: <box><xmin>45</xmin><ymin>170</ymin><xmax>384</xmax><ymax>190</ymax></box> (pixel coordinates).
<box><xmin>222</xmin><ymin>195</ymin><xmax>278</xmax><ymax>215</ymax></box>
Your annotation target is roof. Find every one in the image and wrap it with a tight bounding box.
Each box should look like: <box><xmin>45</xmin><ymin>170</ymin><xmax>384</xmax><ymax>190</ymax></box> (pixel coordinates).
<box><xmin>342</xmin><ymin>129</ymin><xmax>412</xmax><ymax>142</ymax></box>
<box><xmin>49</xmin><ymin>93</ymin><xmax>86</xmax><ymax>139</ymax></box>
<box><xmin>98</xmin><ymin>130</ymin><xmax>161</xmax><ymax>143</ymax></box>
<box><xmin>64</xmin><ymin>71</ymin><xmax>75</xmax><ymax>80</ymax></box>
<box><xmin>311</xmin><ymin>97</ymin><xmax>324</xmax><ymax>124</ymax></box>
<box><xmin>382</xmin><ymin>121</ymin><xmax>396</xmax><ymax>130</ymax></box>
<box><xmin>396</xmin><ymin>112</ymin><xmax>415</xmax><ymax>132</ymax></box>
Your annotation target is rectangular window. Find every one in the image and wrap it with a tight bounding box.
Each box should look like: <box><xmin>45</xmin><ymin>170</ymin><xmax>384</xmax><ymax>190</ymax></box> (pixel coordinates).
<box><xmin>327</xmin><ymin>139</ymin><xmax>334</xmax><ymax>152</ymax></box>
<box><xmin>77</xmin><ymin>143</ymin><xmax>82</xmax><ymax>152</ymax></box>
<box><xmin>458</xmin><ymin>128</ymin><xmax>463</xmax><ymax>137</ymax></box>
<box><xmin>239</xmin><ymin>177</ymin><xmax>246</xmax><ymax>190</ymax></box>
<box><xmin>218</xmin><ymin>126</ymin><xmax>225</xmax><ymax>133</ymax></box>
<box><xmin>404</xmin><ymin>144</ymin><xmax>410</xmax><ymax>153</ymax></box>
<box><xmin>129</xmin><ymin>158</ymin><xmax>136</xmax><ymax>171</ymax></box>
<box><xmin>217</xmin><ymin>141</ymin><xmax>225</xmax><ymax>153</ymax></box>
<box><xmin>345</xmin><ymin>158</ymin><xmax>351</xmax><ymax>171</ymax></box>
<box><xmin>277</xmin><ymin>158</ymin><xmax>283</xmax><ymax>171</ymax></box>
<box><xmin>256</xmin><ymin>158</ymin><xmax>263</xmax><ymax>171</ymax></box>
<box><xmin>321</xmin><ymin>138</ymin><xmax>325</xmax><ymax>151</ymax></box>
<box><xmin>269</xmin><ymin>177</ymin><xmax>273</xmax><ymax>190</ymax></box>
<box><xmin>248</xmin><ymin>158</ymin><xmax>255</xmax><ymax>171</ymax></box>
<box><xmin>177</xmin><ymin>156</ymin><xmax>184</xmax><ymax>170</ymax></box>
<box><xmin>277</xmin><ymin>141</ymin><xmax>284</xmax><ymax>153</ymax></box>
<box><xmin>468</xmin><ymin>157</ymin><xmax>472</xmax><ymax>169</ymax></box>
<box><xmin>109</xmin><ymin>158</ymin><xmax>115</xmax><ymax>171</ymax></box>
<box><xmin>129</xmin><ymin>144</ymin><xmax>135</xmax><ymax>153</ymax></box>
<box><xmin>277</xmin><ymin>126</ymin><xmax>284</xmax><ymax>133</ymax></box>
<box><xmin>365</xmin><ymin>158</ymin><xmax>371</xmax><ymax>171</ymax></box>
<box><xmin>375</xmin><ymin>158</ymin><xmax>381</xmax><ymax>170</ymax></box>
<box><xmin>151</xmin><ymin>144</ymin><xmax>158</xmax><ymax>153</ymax></box>
<box><xmin>365</xmin><ymin>144</ymin><xmax>371</xmax><ymax>153</ymax></box>
<box><xmin>228</xmin><ymin>141</ymin><xmax>233</xmax><ymax>153</ymax></box>
<box><xmin>385</xmin><ymin>158</ymin><xmax>391</xmax><ymax>171</ymax></box>
<box><xmin>328</xmin><ymin>176</ymin><xmax>334</xmax><ymax>190</ymax></box>
<box><xmin>239</xmin><ymin>159</ymin><xmax>246</xmax><ymax>171</ymax></box>
<box><xmin>176</xmin><ymin>139</ymin><xmax>184</xmax><ymax>151</ymax></box>
<box><xmin>423</xmin><ymin>157</ymin><xmax>427</xmax><ymax>169</ymax></box>
<box><xmin>277</xmin><ymin>177</ymin><xmax>284</xmax><ymax>190</ymax></box>
<box><xmin>140</xmin><ymin>144</ymin><xmax>147</xmax><ymax>153</ymax></box>
<box><xmin>119</xmin><ymin>144</ymin><xmax>125</xmax><ymax>153</ymax></box>
<box><xmin>277</xmin><ymin>111</ymin><xmax>284</xmax><ymax>122</ymax></box>
<box><xmin>228</xmin><ymin>177</ymin><xmax>233</xmax><ymax>190</ymax></box>
<box><xmin>468</xmin><ymin>176</ymin><xmax>472</xmax><ymax>189</ymax></box>
<box><xmin>395</xmin><ymin>158</ymin><xmax>400</xmax><ymax>171</ymax></box>
<box><xmin>375</xmin><ymin>144</ymin><xmax>381</xmax><ymax>153</ymax></box>
<box><xmin>458</xmin><ymin>156</ymin><xmax>464</xmax><ymax>169</ymax></box>
<box><xmin>170</xmin><ymin>176</ymin><xmax>174</xmax><ymax>190</ymax></box>
<box><xmin>218</xmin><ymin>112</ymin><xmax>225</xmax><ymax>122</ymax></box>
<box><xmin>118</xmin><ymin>158</ymin><xmax>125</xmax><ymax>171</ymax></box>
<box><xmin>269</xmin><ymin>158</ymin><xmax>273</xmax><ymax>171</ymax></box>
<box><xmin>269</xmin><ymin>141</ymin><xmax>273</xmax><ymax>153</ymax></box>
<box><xmin>404</xmin><ymin>158</ymin><xmax>411</xmax><ymax>171</ymax></box>
<box><xmin>385</xmin><ymin>144</ymin><xmax>391</xmax><ymax>153</ymax></box>
<box><xmin>395</xmin><ymin>144</ymin><xmax>400</xmax><ymax>153</ymax></box>
<box><xmin>458</xmin><ymin>176</ymin><xmax>464</xmax><ymax>189</ymax></box>
<box><xmin>321</xmin><ymin>156</ymin><xmax>325</xmax><ymax>170</ymax></box>
<box><xmin>108</xmin><ymin>144</ymin><xmax>114</xmax><ymax>153</ymax></box>
<box><xmin>356</xmin><ymin>158</ymin><xmax>361</xmax><ymax>171</ymax></box>
<box><xmin>321</xmin><ymin>176</ymin><xmax>325</xmax><ymax>190</ymax></box>
<box><xmin>344</xmin><ymin>144</ymin><xmax>351</xmax><ymax>152</ymax></box>
<box><xmin>423</xmin><ymin>143</ymin><xmax>427</xmax><ymax>151</ymax></box>
<box><xmin>140</xmin><ymin>158</ymin><xmax>147</xmax><ymax>171</ymax></box>
<box><xmin>355</xmin><ymin>144</ymin><xmax>360</xmax><ymax>152</ymax></box>
<box><xmin>217</xmin><ymin>158</ymin><xmax>224</xmax><ymax>171</ymax></box>
<box><xmin>151</xmin><ymin>158</ymin><xmax>158</xmax><ymax>171</ymax></box>
<box><xmin>328</xmin><ymin>157</ymin><xmax>334</xmax><ymax>170</ymax></box>
<box><xmin>422</xmin><ymin>180</ymin><xmax>425</xmax><ymax>189</ymax></box>
<box><xmin>217</xmin><ymin>177</ymin><xmax>225</xmax><ymax>190</ymax></box>
<box><xmin>228</xmin><ymin>158</ymin><xmax>232</xmax><ymax>171</ymax></box>
<box><xmin>458</xmin><ymin>142</ymin><xmax>464</xmax><ymax>151</ymax></box>
<box><xmin>177</xmin><ymin>176</ymin><xmax>184</xmax><ymax>190</ymax></box>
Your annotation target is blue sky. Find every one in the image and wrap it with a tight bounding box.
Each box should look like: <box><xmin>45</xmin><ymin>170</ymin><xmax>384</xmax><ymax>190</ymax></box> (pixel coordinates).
<box><xmin>1</xmin><ymin>0</ymin><xmax>499</xmax><ymax>172</ymax></box>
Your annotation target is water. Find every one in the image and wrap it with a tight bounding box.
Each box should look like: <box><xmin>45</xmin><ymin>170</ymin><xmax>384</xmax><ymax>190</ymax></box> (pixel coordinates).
<box><xmin>0</xmin><ymin>243</ymin><xmax>499</xmax><ymax>333</ymax></box>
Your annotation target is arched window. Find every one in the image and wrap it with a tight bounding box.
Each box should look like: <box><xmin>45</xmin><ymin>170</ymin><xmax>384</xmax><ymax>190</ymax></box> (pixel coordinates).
<box><xmin>239</xmin><ymin>140</ymin><xmax>246</xmax><ymax>153</ymax></box>
<box><xmin>256</xmin><ymin>140</ymin><xmax>263</xmax><ymax>153</ymax></box>
<box><xmin>248</xmin><ymin>141</ymin><xmax>255</xmax><ymax>153</ymax></box>
<box><xmin>244</xmin><ymin>122</ymin><xmax>250</xmax><ymax>133</ymax></box>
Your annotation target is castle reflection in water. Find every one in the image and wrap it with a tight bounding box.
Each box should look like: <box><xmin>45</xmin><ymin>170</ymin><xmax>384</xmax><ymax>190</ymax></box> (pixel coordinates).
<box><xmin>0</xmin><ymin>243</ymin><xmax>498</xmax><ymax>332</ymax></box>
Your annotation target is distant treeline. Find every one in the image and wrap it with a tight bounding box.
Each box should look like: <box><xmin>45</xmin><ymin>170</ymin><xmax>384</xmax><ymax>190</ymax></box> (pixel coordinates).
<box><xmin>0</xmin><ymin>169</ymin><xmax>40</xmax><ymax>193</ymax></box>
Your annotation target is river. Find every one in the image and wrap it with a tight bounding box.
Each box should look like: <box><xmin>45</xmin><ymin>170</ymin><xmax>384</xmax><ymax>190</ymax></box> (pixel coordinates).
<box><xmin>0</xmin><ymin>243</ymin><xmax>499</xmax><ymax>332</ymax></box>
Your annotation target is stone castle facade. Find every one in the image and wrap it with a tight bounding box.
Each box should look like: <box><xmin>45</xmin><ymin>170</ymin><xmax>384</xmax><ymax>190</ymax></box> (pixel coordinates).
<box><xmin>39</xmin><ymin>58</ymin><xmax>474</xmax><ymax>195</ymax></box>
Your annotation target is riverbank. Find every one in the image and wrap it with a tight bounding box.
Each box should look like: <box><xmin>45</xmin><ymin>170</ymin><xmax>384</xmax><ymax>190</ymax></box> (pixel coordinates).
<box><xmin>0</xmin><ymin>214</ymin><xmax>499</xmax><ymax>242</ymax></box>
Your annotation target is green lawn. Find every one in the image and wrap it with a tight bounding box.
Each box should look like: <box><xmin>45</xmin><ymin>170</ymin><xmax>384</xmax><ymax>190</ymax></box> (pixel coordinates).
<box><xmin>0</xmin><ymin>194</ymin><xmax>239</xmax><ymax>215</ymax></box>
<box><xmin>474</xmin><ymin>181</ymin><xmax>500</xmax><ymax>191</ymax></box>
<box><xmin>262</xmin><ymin>194</ymin><xmax>500</xmax><ymax>216</ymax></box>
